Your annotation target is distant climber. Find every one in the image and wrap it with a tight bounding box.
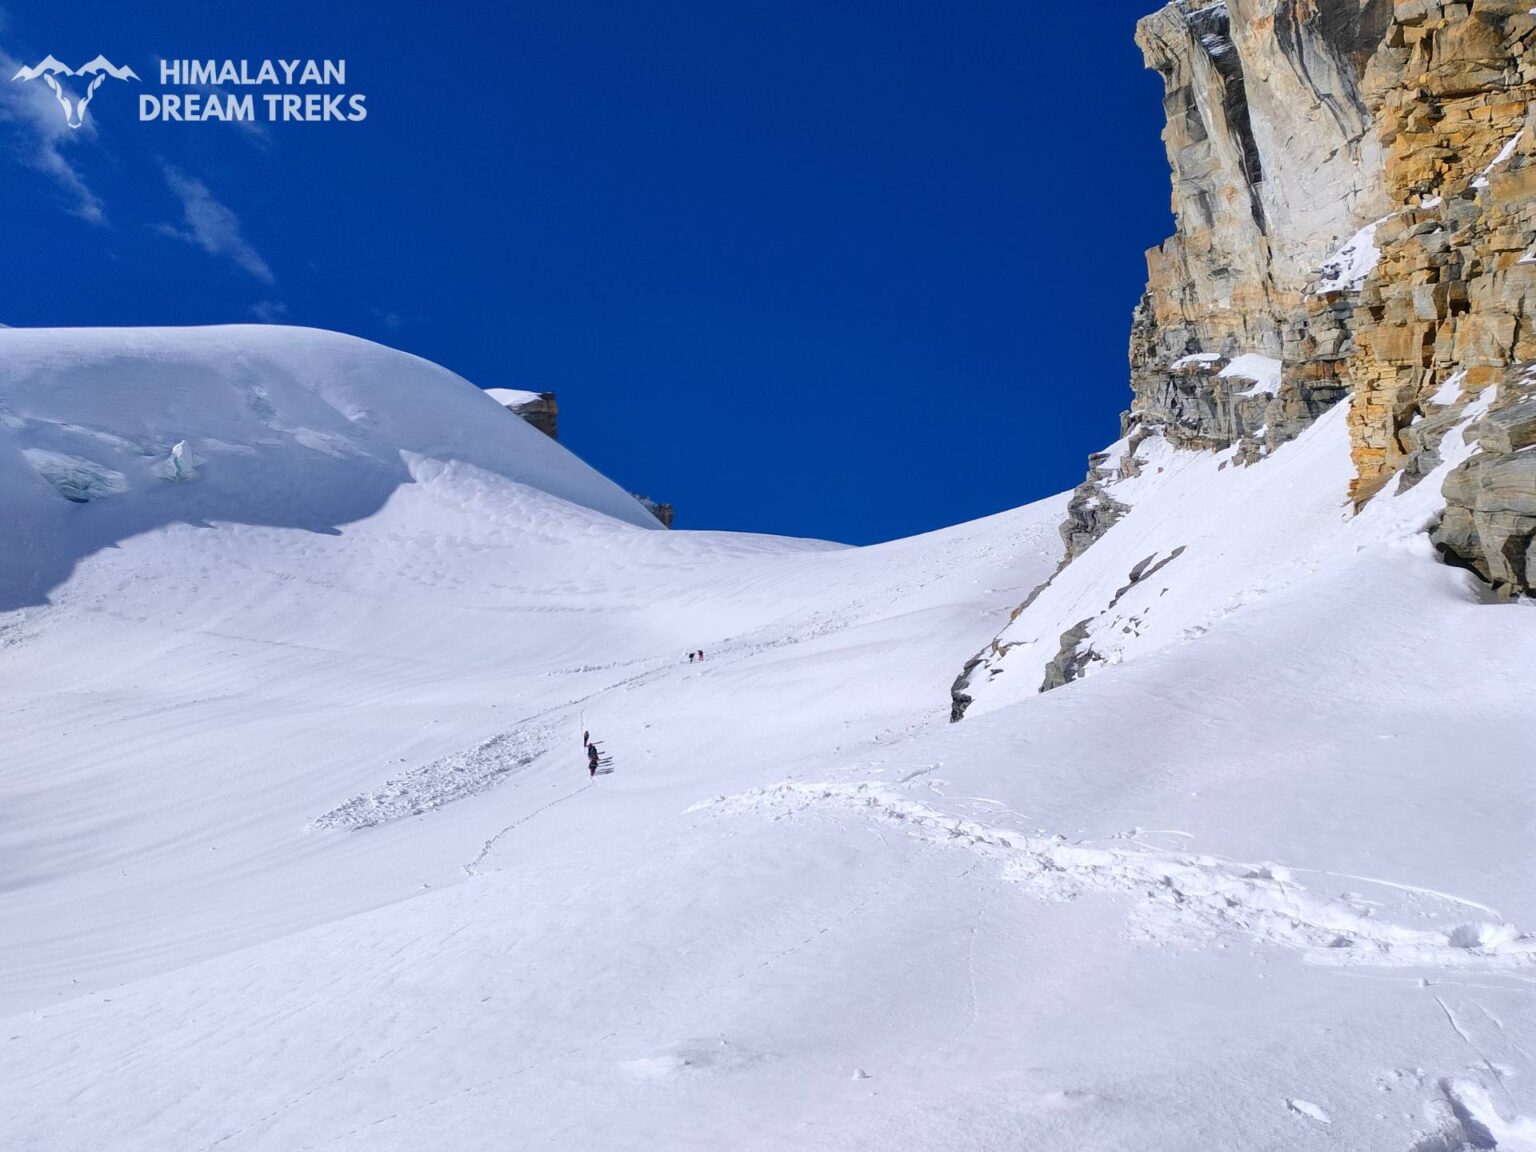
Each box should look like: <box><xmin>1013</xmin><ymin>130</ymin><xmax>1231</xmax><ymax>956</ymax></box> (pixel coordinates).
<box><xmin>687</xmin><ymin>652</ymin><xmax>695</xmax><ymax>663</ymax></box>
<box><xmin>588</xmin><ymin>742</ymin><xmax>600</xmax><ymax>777</ymax></box>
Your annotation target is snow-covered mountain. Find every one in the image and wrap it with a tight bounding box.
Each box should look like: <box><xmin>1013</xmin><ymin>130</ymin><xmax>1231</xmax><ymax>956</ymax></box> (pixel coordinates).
<box><xmin>5</xmin><ymin>3</ymin><xmax>1536</xmax><ymax>1150</ymax></box>
<box><xmin>0</xmin><ymin>325</ymin><xmax>660</xmax><ymax>615</ymax></box>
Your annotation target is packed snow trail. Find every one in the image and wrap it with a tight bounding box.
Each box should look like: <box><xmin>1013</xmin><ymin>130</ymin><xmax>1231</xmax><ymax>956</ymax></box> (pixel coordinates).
<box><xmin>463</xmin><ymin>782</ymin><xmax>597</xmax><ymax>876</ymax></box>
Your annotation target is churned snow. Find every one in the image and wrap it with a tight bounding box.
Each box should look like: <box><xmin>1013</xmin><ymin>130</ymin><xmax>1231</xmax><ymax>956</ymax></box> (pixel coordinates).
<box><xmin>2</xmin><ymin>326</ymin><xmax>1535</xmax><ymax>1151</ymax></box>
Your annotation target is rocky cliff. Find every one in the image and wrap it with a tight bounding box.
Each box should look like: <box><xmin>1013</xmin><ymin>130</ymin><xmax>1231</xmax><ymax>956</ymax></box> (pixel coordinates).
<box><xmin>1354</xmin><ymin>0</ymin><xmax>1536</xmax><ymax>591</ymax></box>
<box><xmin>952</xmin><ymin>0</ymin><xmax>1536</xmax><ymax>720</ymax></box>
<box><xmin>632</xmin><ymin>494</ymin><xmax>675</xmax><ymax>528</ymax></box>
<box><xmin>485</xmin><ymin>388</ymin><xmax>560</xmax><ymax>440</ymax></box>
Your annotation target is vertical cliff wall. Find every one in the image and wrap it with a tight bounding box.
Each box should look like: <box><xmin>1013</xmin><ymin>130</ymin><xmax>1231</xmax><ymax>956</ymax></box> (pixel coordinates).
<box><xmin>1351</xmin><ymin>1</ymin><xmax>1536</xmax><ymax>592</ymax></box>
<box><xmin>1058</xmin><ymin>1</ymin><xmax>1399</xmax><ymax>567</ymax></box>
<box><xmin>1082</xmin><ymin>0</ymin><xmax>1536</xmax><ymax>594</ymax></box>
<box><xmin>1129</xmin><ymin>0</ymin><xmax>1389</xmax><ymax>454</ymax></box>
<box><xmin>952</xmin><ymin>0</ymin><xmax>1536</xmax><ymax>719</ymax></box>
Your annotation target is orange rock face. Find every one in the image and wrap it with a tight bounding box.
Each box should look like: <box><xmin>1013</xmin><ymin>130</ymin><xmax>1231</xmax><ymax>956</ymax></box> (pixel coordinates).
<box><xmin>1126</xmin><ymin>0</ymin><xmax>1536</xmax><ymax>591</ymax></box>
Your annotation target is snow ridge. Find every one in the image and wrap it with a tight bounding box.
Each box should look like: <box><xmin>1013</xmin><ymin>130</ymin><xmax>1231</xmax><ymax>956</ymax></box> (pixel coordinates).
<box><xmin>695</xmin><ymin>781</ymin><xmax>1536</xmax><ymax>970</ymax></box>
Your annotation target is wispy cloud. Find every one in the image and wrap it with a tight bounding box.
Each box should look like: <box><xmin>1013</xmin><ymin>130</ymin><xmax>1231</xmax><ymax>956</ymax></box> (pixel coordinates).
<box><xmin>249</xmin><ymin>299</ymin><xmax>288</xmax><ymax>323</ymax></box>
<box><xmin>147</xmin><ymin>56</ymin><xmax>274</xmax><ymax>152</ymax></box>
<box><xmin>159</xmin><ymin>163</ymin><xmax>275</xmax><ymax>284</ymax></box>
<box><xmin>0</xmin><ymin>44</ymin><xmax>106</xmax><ymax>224</ymax></box>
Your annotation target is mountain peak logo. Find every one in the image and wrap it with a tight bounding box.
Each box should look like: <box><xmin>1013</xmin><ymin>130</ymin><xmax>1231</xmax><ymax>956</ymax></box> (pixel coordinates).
<box><xmin>11</xmin><ymin>55</ymin><xmax>140</xmax><ymax>129</ymax></box>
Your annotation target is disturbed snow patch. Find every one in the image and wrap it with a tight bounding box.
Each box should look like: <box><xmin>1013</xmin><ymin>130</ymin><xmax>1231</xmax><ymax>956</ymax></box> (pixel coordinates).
<box><xmin>1285</xmin><ymin>1098</ymin><xmax>1331</xmax><ymax>1125</ymax></box>
<box><xmin>312</xmin><ymin>722</ymin><xmax>555</xmax><ymax>830</ymax></box>
<box><xmin>23</xmin><ymin>449</ymin><xmax>129</xmax><ymax>503</ymax></box>
<box><xmin>618</xmin><ymin>1039</ymin><xmax>766</xmax><ymax>1080</ymax></box>
<box><xmin>693</xmin><ymin>782</ymin><xmax>1536</xmax><ymax>970</ymax></box>
<box><xmin>1412</xmin><ymin>1078</ymin><xmax>1536</xmax><ymax>1152</ymax></box>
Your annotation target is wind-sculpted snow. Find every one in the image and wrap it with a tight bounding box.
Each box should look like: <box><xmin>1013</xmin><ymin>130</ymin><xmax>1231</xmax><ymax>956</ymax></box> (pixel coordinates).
<box><xmin>694</xmin><ymin>781</ymin><xmax>1536</xmax><ymax>971</ymax></box>
<box><xmin>0</xmin><ymin>325</ymin><xmax>660</xmax><ymax>611</ymax></box>
<box><xmin>311</xmin><ymin>722</ymin><xmax>556</xmax><ymax>830</ymax></box>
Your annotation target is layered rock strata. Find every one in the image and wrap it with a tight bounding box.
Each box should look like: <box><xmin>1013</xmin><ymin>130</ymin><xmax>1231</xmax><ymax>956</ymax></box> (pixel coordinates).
<box><xmin>1083</xmin><ymin>0</ymin><xmax>1536</xmax><ymax>593</ymax></box>
<box><xmin>952</xmin><ymin>0</ymin><xmax>1536</xmax><ymax>719</ymax></box>
<box><xmin>487</xmin><ymin>388</ymin><xmax>560</xmax><ymax>440</ymax></box>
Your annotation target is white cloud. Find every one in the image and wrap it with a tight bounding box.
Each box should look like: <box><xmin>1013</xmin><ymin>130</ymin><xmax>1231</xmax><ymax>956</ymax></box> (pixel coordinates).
<box><xmin>0</xmin><ymin>45</ymin><xmax>106</xmax><ymax>224</ymax></box>
<box><xmin>160</xmin><ymin>163</ymin><xmax>275</xmax><ymax>284</ymax></box>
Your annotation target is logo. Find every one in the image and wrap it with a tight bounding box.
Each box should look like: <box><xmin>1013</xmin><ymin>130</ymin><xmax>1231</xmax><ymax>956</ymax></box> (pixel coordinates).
<box><xmin>144</xmin><ymin>60</ymin><xmax>367</xmax><ymax>123</ymax></box>
<box><xmin>11</xmin><ymin>54</ymin><xmax>139</xmax><ymax>129</ymax></box>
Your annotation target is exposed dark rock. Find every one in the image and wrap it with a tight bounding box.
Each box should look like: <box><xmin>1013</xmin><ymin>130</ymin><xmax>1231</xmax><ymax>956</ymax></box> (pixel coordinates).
<box><xmin>490</xmin><ymin>390</ymin><xmax>560</xmax><ymax>440</ymax></box>
<box><xmin>1038</xmin><ymin>547</ymin><xmax>1187</xmax><ymax>694</ymax></box>
<box><xmin>1040</xmin><ymin>620</ymin><xmax>1098</xmax><ymax>693</ymax></box>
<box><xmin>1061</xmin><ymin>454</ymin><xmax>1133</xmax><ymax>562</ymax></box>
<box><xmin>632</xmin><ymin>495</ymin><xmax>675</xmax><ymax>529</ymax></box>
<box><xmin>948</xmin><ymin>655</ymin><xmax>984</xmax><ymax>723</ymax></box>
<box><xmin>1434</xmin><ymin>446</ymin><xmax>1536</xmax><ymax>593</ymax></box>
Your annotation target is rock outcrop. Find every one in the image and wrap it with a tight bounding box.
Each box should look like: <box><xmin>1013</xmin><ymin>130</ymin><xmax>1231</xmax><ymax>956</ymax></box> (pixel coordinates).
<box><xmin>1088</xmin><ymin>0</ymin><xmax>1536</xmax><ymax>587</ymax></box>
<box><xmin>1347</xmin><ymin>1</ymin><xmax>1536</xmax><ymax>593</ymax></box>
<box><xmin>1129</xmin><ymin>0</ymin><xmax>1388</xmax><ymax>465</ymax></box>
<box><xmin>485</xmin><ymin>388</ymin><xmax>560</xmax><ymax>440</ymax></box>
<box><xmin>632</xmin><ymin>495</ymin><xmax>675</xmax><ymax>529</ymax></box>
<box><xmin>484</xmin><ymin>388</ymin><xmax>675</xmax><ymax>528</ymax></box>
<box><xmin>952</xmin><ymin>0</ymin><xmax>1536</xmax><ymax>719</ymax></box>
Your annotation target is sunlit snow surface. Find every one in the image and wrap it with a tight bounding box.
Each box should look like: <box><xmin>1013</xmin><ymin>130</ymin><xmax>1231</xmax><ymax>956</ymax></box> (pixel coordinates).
<box><xmin>2</xmin><ymin>326</ymin><xmax>1535</xmax><ymax>1151</ymax></box>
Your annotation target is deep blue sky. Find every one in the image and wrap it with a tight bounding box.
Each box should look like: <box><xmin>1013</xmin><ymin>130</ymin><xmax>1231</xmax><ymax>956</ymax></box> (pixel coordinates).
<box><xmin>0</xmin><ymin>1</ymin><xmax>1172</xmax><ymax>543</ymax></box>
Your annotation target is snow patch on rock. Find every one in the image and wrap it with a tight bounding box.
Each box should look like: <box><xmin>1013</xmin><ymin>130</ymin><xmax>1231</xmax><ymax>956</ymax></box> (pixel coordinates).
<box><xmin>1219</xmin><ymin>353</ymin><xmax>1284</xmax><ymax>397</ymax></box>
<box><xmin>1311</xmin><ymin>219</ymin><xmax>1384</xmax><ymax>294</ymax></box>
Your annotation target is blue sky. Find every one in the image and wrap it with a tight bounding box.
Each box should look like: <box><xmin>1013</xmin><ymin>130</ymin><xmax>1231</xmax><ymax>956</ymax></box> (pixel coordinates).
<box><xmin>0</xmin><ymin>1</ymin><xmax>1171</xmax><ymax>544</ymax></box>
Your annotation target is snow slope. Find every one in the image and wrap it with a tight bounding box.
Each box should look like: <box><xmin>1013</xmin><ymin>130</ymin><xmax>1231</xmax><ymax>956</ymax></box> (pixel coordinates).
<box><xmin>961</xmin><ymin>387</ymin><xmax>1499</xmax><ymax>714</ymax></box>
<box><xmin>2</xmin><ymin>327</ymin><xmax>1535</xmax><ymax>1152</ymax></box>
